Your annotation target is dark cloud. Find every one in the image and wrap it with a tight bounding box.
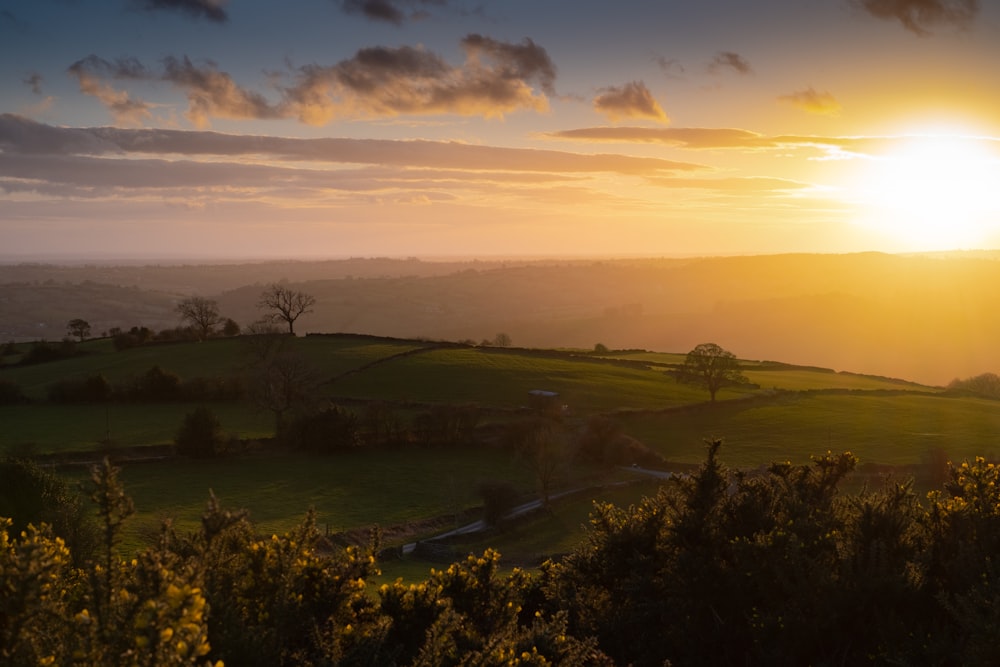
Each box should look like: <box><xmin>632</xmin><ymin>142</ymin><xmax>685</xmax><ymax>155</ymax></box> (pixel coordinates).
<box><xmin>67</xmin><ymin>34</ymin><xmax>555</xmax><ymax>126</ymax></box>
<box><xmin>851</xmin><ymin>0</ymin><xmax>978</xmax><ymax>35</ymax></box>
<box><xmin>129</xmin><ymin>0</ymin><xmax>228</xmax><ymax>23</ymax></box>
<box><xmin>593</xmin><ymin>81</ymin><xmax>667</xmax><ymax>123</ymax></box>
<box><xmin>339</xmin><ymin>0</ymin><xmax>447</xmax><ymax>25</ymax></box>
<box><xmin>778</xmin><ymin>88</ymin><xmax>842</xmax><ymax>116</ymax></box>
<box><xmin>161</xmin><ymin>56</ymin><xmax>284</xmax><ymax>126</ymax></box>
<box><xmin>0</xmin><ymin>114</ymin><xmax>121</xmax><ymax>155</ymax></box>
<box><xmin>708</xmin><ymin>51</ymin><xmax>752</xmax><ymax>75</ymax></box>
<box><xmin>23</xmin><ymin>72</ymin><xmax>44</xmax><ymax>95</ymax></box>
<box><xmin>285</xmin><ymin>34</ymin><xmax>556</xmax><ymax>123</ymax></box>
<box><xmin>0</xmin><ymin>114</ymin><xmax>704</xmax><ymax>176</ymax></box>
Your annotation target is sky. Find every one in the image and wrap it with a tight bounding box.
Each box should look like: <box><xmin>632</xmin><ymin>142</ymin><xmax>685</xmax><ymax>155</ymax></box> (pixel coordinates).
<box><xmin>2</xmin><ymin>0</ymin><xmax>1000</xmax><ymax>260</ymax></box>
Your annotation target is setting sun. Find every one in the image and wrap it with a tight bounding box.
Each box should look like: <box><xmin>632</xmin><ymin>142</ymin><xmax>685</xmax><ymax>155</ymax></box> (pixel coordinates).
<box><xmin>848</xmin><ymin>132</ymin><xmax>1000</xmax><ymax>250</ymax></box>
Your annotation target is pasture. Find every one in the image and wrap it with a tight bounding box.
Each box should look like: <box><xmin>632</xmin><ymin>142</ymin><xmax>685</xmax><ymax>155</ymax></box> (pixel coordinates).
<box><xmin>3</xmin><ymin>332</ymin><xmax>995</xmax><ymax>570</ymax></box>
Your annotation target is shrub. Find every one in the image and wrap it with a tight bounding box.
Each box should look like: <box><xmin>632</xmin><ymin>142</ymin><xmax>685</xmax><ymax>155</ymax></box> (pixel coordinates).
<box><xmin>46</xmin><ymin>373</ymin><xmax>112</xmax><ymax>403</ymax></box>
<box><xmin>19</xmin><ymin>339</ymin><xmax>79</xmax><ymax>365</ymax></box>
<box><xmin>0</xmin><ymin>458</ymin><xmax>100</xmax><ymax>567</ymax></box>
<box><xmin>175</xmin><ymin>406</ymin><xmax>225</xmax><ymax>458</ymax></box>
<box><xmin>281</xmin><ymin>406</ymin><xmax>360</xmax><ymax>453</ymax></box>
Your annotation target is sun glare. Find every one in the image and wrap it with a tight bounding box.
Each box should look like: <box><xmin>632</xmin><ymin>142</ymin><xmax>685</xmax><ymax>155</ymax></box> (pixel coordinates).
<box><xmin>848</xmin><ymin>132</ymin><xmax>1000</xmax><ymax>251</ymax></box>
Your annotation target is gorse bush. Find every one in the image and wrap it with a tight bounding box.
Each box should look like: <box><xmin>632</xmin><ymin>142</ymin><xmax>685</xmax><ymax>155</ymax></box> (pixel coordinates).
<box><xmin>8</xmin><ymin>446</ymin><xmax>1000</xmax><ymax>665</ymax></box>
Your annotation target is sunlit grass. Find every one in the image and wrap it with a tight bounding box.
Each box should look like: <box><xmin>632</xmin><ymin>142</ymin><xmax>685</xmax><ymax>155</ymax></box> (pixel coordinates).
<box><xmin>620</xmin><ymin>392</ymin><xmax>1000</xmax><ymax>467</ymax></box>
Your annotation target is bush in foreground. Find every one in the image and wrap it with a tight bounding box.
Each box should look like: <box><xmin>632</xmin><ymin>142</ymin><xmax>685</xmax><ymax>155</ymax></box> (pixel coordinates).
<box><xmin>8</xmin><ymin>446</ymin><xmax>1000</xmax><ymax>665</ymax></box>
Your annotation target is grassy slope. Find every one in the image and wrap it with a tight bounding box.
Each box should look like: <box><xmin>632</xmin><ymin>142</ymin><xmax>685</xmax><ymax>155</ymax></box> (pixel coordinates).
<box><xmin>63</xmin><ymin>447</ymin><xmax>551</xmax><ymax>555</ymax></box>
<box><xmin>620</xmin><ymin>392</ymin><xmax>1000</xmax><ymax>467</ymax></box>
<box><xmin>5</xmin><ymin>334</ymin><xmax>997</xmax><ymax>571</ymax></box>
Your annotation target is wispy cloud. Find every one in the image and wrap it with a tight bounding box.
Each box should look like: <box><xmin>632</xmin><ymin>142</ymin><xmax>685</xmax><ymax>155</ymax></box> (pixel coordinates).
<box><xmin>128</xmin><ymin>0</ymin><xmax>229</xmax><ymax>23</ymax></box>
<box><xmin>653</xmin><ymin>56</ymin><xmax>685</xmax><ymax>78</ymax></box>
<box><xmin>708</xmin><ymin>51</ymin><xmax>752</xmax><ymax>75</ymax></box>
<box><xmin>23</xmin><ymin>72</ymin><xmax>43</xmax><ymax>95</ymax></box>
<box><xmin>850</xmin><ymin>0</ymin><xmax>979</xmax><ymax>35</ymax></box>
<box><xmin>778</xmin><ymin>88</ymin><xmax>842</xmax><ymax>116</ymax></box>
<box><xmin>541</xmin><ymin>125</ymin><xmax>1000</xmax><ymax>162</ymax></box>
<box><xmin>593</xmin><ymin>81</ymin><xmax>667</xmax><ymax>123</ymax></box>
<box><xmin>545</xmin><ymin>126</ymin><xmax>771</xmax><ymax>149</ymax></box>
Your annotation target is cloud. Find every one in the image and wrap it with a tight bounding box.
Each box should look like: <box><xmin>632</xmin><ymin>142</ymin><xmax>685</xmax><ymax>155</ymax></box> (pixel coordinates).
<box><xmin>778</xmin><ymin>88</ymin><xmax>842</xmax><ymax>116</ymax></box>
<box><xmin>339</xmin><ymin>0</ymin><xmax>446</xmax><ymax>25</ymax></box>
<box><xmin>653</xmin><ymin>56</ymin><xmax>685</xmax><ymax>78</ymax></box>
<box><xmin>545</xmin><ymin>126</ymin><xmax>770</xmax><ymax>149</ymax></box>
<box><xmin>542</xmin><ymin>125</ymin><xmax>960</xmax><ymax>159</ymax></box>
<box><xmin>850</xmin><ymin>0</ymin><xmax>979</xmax><ymax>35</ymax></box>
<box><xmin>0</xmin><ymin>114</ymin><xmax>705</xmax><ymax>176</ymax></box>
<box><xmin>67</xmin><ymin>57</ymin><xmax>153</xmax><ymax>126</ymax></box>
<box><xmin>161</xmin><ymin>56</ymin><xmax>284</xmax><ymax>127</ymax></box>
<box><xmin>23</xmin><ymin>72</ymin><xmax>43</xmax><ymax>95</ymax></box>
<box><xmin>593</xmin><ymin>81</ymin><xmax>668</xmax><ymax>123</ymax></box>
<box><xmin>67</xmin><ymin>34</ymin><xmax>556</xmax><ymax>127</ymax></box>
<box><xmin>708</xmin><ymin>51</ymin><xmax>752</xmax><ymax>75</ymax></box>
<box><xmin>646</xmin><ymin>175</ymin><xmax>811</xmax><ymax>194</ymax></box>
<box><xmin>284</xmin><ymin>34</ymin><xmax>557</xmax><ymax>123</ymax></box>
<box><xmin>128</xmin><ymin>0</ymin><xmax>229</xmax><ymax>23</ymax></box>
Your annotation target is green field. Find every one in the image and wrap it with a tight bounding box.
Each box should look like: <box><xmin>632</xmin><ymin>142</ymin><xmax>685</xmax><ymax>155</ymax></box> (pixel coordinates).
<box><xmin>61</xmin><ymin>447</ymin><xmax>606</xmax><ymax>556</ymax></box>
<box><xmin>3</xmin><ymin>333</ymin><xmax>996</xmax><ymax>571</ymax></box>
<box><xmin>619</xmin><ymin>391</ymin><xmax>1000</xmax><ymax>467</ymax></box>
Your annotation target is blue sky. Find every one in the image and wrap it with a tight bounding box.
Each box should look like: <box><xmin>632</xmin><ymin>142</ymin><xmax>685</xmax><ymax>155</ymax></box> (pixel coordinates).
<box><xmin>2</xmin><ymin>0</ymin><xmax>1000</xmax><ymax>259</ymax></box>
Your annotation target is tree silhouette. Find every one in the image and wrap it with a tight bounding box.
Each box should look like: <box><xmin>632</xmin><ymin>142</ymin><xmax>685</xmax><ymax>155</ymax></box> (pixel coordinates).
<box><xmin>256</xmin><ymin>284</ymin><xmax>316</xmax><ymax>335</ymax></box>
<box><xmin>676</xmin><ymin>342</ymin><xmax>748</xmax><ymax>401</ymax></box>
<box><xmin>66</xmin><ymin>318</ymin><xmax>91</xmax><ymax>341</ymax></box>
<box><xmin>175</xmin><ymin>296</ymin><xmax>222</xmax><ymax>340</ymax></box>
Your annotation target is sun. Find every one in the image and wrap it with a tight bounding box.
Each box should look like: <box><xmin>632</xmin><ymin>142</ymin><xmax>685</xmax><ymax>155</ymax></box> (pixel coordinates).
<box><xmin>848</xmin><ymin>131</ymin><xmax>1000</xmax><ymax>251</ymax></box>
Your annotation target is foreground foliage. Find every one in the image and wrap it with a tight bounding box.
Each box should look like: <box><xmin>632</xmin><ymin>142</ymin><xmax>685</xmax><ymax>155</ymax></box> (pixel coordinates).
<box><xmin>6</xmin><ymin>444</ymin><xmax>1000</xmax><ymax>665</ymax></box>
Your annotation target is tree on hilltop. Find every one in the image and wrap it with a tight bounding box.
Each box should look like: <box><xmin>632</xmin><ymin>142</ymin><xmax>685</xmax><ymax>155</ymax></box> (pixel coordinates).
<box><xmin>676</xmin><ymin>342</ymin><xmax>748</xmax><ymax>402</ymax></box>
<box><xmin>66</xmin><ymin>318</ymin><xmax>91</xmax><ymax>341</ymax></box>
<box><xmin>256</xmin><ymin>284</ymin><xmax>316</xmax><ymax>335</ymax></box>
<box><xmin>175</xmin><ymin>296</ymin><xmax>222</xmax><ymax>340</ymax></box>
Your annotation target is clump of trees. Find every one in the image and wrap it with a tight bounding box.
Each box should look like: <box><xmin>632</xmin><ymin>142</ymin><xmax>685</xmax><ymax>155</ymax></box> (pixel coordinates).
<box><xmin>44</xmin><ymin>365</ymin><xmax>243</xmax><ymax>404</ymax></box>
<box><xmin>947</xmin><ymin>372</ymin><xmax>1000</xmax><ymax>399</ymax></box>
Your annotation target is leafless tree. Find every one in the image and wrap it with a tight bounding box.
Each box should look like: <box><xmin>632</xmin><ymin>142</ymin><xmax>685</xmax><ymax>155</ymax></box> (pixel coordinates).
<box><xmin>250</xmin><ymin>349</ymin><xmax>319</xmax><ymax>434</ymax></box>
<box><xmin>175</xmin><ymin>296</ymin><xmax>222</xmax><ymax>340</ymax></box>
<box><xmin>256</xmin><ymin>284</ymin><xmax>317</xmax><ymax>335</ymax></box>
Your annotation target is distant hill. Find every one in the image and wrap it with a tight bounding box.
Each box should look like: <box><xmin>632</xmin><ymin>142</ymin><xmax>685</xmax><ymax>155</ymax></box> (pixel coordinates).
<box><xmin>2</xmin><ymin>252</ymin><xmax>999</xmax><ymax>385</ymax></box>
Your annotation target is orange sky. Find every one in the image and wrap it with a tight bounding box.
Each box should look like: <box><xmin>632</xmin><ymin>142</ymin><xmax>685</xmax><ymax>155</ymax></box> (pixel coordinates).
<box><xmin>2</xmin><ymin>0</ymin><xmax>999</xmax><ymax>260</ymax></box>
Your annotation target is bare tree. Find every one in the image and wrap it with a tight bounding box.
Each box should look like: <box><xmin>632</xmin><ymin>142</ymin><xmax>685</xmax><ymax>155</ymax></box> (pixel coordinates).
<box><xmin>250</xmin><ymin>349</ymin><xmax>319</xmax><ymax>434</ymax></box>
<box><xmin>256</xmin><ymin>284</ymin><xmax>317</xmax><ymax>335</ymax></box>
<box><xmin>175</xmin><ymin>296</ymin><xmax>222</xmax><ymax>340</ymax></box>
<box><xmin>676</xmin><ymin>342</ymin><xmax>748</xmax><ymax>402</ymax></box>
